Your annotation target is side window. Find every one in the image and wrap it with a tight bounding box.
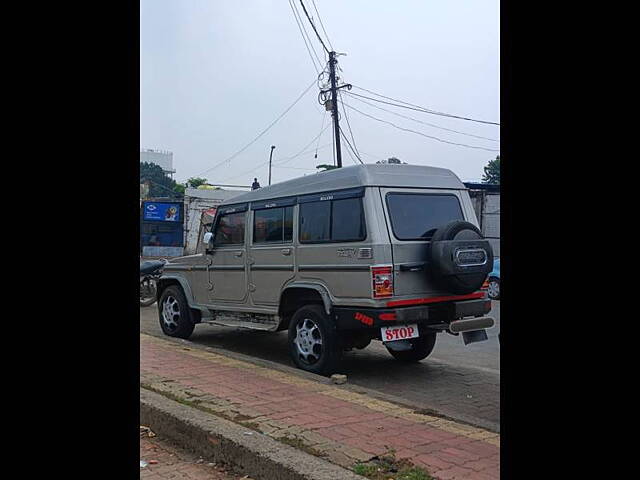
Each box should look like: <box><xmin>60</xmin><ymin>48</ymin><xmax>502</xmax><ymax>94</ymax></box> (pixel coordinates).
<box><xmin>299</xmin><ymin>201</ymin><xmax>330</xmax><ymax>242</ymax></box>
<box><xmin>299</xmin><ymin>197</ymin><xmax>366</xmax><ymax>243</ymax></box>
<box><xmin>214</xmin><ymin>212</ymin><xmax>245</xmax><ymax>245</ymax></box>
<box><xmin>332</xmin><ymin>198</ymin><xmax>365</xmax><ymax>241</ymax></box>
<box><xmin>253</xmin><ymin>206</ymin><xmax>294</xmax><ymax>244</ymax></box>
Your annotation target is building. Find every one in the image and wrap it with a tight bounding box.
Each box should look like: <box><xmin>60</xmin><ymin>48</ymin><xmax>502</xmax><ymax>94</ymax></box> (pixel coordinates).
<box><xmin>140</xmin><ymin>149</ymin><xmax>176</xmax><ymax>178</ymax></box>
<box><xmin>183</xmin><ymin>187</ymin><xmax>245</xmax><ymax>255</ymax></box>
<box><xmin>464</xmin><ymin>182</ymin><xmax>500</xmax><ymax>258</ymax></box>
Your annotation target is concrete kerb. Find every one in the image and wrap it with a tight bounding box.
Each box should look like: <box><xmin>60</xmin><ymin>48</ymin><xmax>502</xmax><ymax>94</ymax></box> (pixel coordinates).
<box><xmin>141</xmin><ymin>388</ymin><xmax>364</xmax><ymax>480</ymax></box>
<box><xmin>159</xmin><ymin>334</ymin><xmax>499</xmax><ymax>433</ymax></box>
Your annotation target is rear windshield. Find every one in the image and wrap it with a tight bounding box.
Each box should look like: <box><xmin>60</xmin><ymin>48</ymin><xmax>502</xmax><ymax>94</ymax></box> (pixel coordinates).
<box><xmin>386</xmin><ymin>193</ymin><xmax>464</xmax><ymax>240</ymax></box>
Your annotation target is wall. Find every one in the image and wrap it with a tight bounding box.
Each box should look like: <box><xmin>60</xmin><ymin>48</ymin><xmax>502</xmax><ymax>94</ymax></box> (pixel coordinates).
<box><xmin>468</xmin><ymin>190</ymin><xmax>500</xmax><ymax>258</ymax></box>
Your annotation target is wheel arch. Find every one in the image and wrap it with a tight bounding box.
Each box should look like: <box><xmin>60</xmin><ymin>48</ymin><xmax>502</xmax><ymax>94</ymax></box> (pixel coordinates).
<box><xmin>277</xmin><ymin>283</ymin><xmax>333</xmax><ymax>331</ymax></box>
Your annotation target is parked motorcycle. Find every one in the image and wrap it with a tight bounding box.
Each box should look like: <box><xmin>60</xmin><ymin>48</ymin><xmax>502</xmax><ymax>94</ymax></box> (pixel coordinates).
<box><xmin>140</xmin><ymin>259</ymin><xmax>167</xmax><ymax>307</ymax></box>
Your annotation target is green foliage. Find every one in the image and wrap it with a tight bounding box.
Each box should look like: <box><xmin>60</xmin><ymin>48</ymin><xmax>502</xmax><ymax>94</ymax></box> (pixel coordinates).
<box><xmin>316</xmin><ymin>164</ymin><xmax>339</xmax><ymax>171</ymax></box>
<box><xmin>140</xmin><ymin>162</ymin><xmax>182</xmax><ymax>198</ymax></box>
<box><xmin>185</xmin><ymin>177</ymin><xmax>208</xmax><ymax>188</ymax></box>
<box><xmin>482</xmin><ymin>155</ymin><xmax>500</xmax><ymax>184</ymax></box>
<box><xmin>376</xmin><ymin>157</ymin><xmax>406</xmax><ymax>164</ymax></box>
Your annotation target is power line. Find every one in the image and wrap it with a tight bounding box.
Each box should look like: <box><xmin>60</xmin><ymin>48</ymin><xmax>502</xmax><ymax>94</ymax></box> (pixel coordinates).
<box><xmin>338</xmin><ymin>91</ymin><xmax>361</xmax><ymax>159</ymax></box>
<box><xmin>344</xmin><ymin>92</ymin><xmax>499</xmax><ymax>142</ymax></box>
<box><xmin>350</xmin><ymin>86</ymin><xmax>500</xmax><ymax>126</ymax></box>
<box><xmin>310</xmin><ymin>0</ymin><xmax>334</xmax><ymax>51</ymax></box>
<box><xmin>288</xmin><ymin>0</ymin><xmax>322</xmax><ymax>73</ymax></box>
<box><xmin>339</xmin><ymin>127</ymin><xmax>364</xmax><ymax>164</ymax></box>
<box><xmin>194</xmin><ymin>79</ymin><xmax>316</xmax><ymax>178</ymax></box>
<box><xmin>343</xmin><ymin>101</ymin><xmax>500</xmax><ymax>153</ymax></box>
<box><xmin>298</xmin><ymin>0</ymin><xmax>330</xmax><ymax>54</ymax></box>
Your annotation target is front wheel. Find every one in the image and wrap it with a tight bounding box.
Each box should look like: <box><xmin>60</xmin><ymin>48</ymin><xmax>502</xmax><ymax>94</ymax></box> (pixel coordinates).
<box><xmin>386</xmin><ymin>331</ymin><xmax>437</xmax><ymax>362</ymax></box>
<box><xmin>158</xmin><ymin>285</ymin><xmax>195</xmax><ymax>339</ymax></box>
<box><xmin>140</xmin><ymin>278</ymin><xmax>157</xmax><ymax>307</ymax></box>
<box><xmin>487</xmin><ymin>277</ymin><xmax>500</xmax><ymax>300</ymax></box>
<box><xmin>288</xmin><ymin>305</ymin><xmax>341</xmax><ymax>376</ymax></box>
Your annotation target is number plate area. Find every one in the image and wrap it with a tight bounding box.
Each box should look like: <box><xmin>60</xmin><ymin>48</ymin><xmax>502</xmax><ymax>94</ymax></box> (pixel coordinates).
<box><xmin>381</xmin><ymin>324</ymin><xmax>419</xmax><ymax>342</ymax></box>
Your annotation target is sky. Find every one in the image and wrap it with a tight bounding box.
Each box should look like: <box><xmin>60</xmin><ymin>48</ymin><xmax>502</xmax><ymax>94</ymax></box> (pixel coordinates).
<box><xmin>140</xmin><ymin>0</ymin><xmax>499</xmax><ymax>186</ymax></box>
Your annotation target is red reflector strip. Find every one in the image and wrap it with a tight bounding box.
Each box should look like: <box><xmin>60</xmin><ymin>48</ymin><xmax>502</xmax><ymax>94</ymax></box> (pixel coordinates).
<box><xmin>386</xmin><ymin>292</ymin><xmax>485</xmax><ymax>308</ymax></box>
<box><xmin>379</xmin><ymin>313</ymin><xmax>397</xmax><ymax>321</ymax></box>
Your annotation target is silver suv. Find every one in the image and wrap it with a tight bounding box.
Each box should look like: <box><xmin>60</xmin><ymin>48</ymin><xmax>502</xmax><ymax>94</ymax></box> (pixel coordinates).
<box><xmin>156</xmin><ymin>164</ymin><xmax>495</xmax><ymax>375</ymax></box>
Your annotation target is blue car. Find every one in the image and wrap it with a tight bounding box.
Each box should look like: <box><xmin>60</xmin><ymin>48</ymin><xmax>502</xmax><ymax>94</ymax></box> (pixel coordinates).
<box><xmin>487</xmin><ymin>258</ymin><xmax>500</xmax><ymax>300</ymax></box>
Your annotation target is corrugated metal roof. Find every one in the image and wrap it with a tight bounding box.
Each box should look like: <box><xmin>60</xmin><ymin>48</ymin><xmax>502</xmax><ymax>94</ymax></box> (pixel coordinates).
<box><xmin>222</xmin><ymin>164</ymin><xmax>465</xmax><ymax>206</ymax></box>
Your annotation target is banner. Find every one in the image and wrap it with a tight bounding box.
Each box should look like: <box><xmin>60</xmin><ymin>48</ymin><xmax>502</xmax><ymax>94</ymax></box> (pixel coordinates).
<box><xmin>143</xmin><ymin>202</ymin><xmax>182</xmax><ymax>222</ymax></box>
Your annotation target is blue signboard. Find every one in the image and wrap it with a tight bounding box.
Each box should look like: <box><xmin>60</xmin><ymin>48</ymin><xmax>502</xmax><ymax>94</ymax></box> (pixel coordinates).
<box><xmin>143</xmin><ymin>202</ymin><xmax>181</xmax><ymax>222</ymax></box>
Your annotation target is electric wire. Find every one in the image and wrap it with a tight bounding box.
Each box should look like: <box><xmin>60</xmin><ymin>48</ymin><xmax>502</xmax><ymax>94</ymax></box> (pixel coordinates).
<box><xmin>339</xmin><ymin>127</ymin><xmax>364</xmax><ymax>164</ymax></box>
<box><xmin>350</xmin><ymin>86</ymin><xmax>500</xmax><ymax>126</ymax></box>
<box><xmin>343</xmin><ymin>101</ymin><xmax>500</xmax><ymax>153</ymax></box>
<box><xmin>338</xmin><ymin>90</ymin><xmax>361</xmax><ymax>159</ymax></box>
<box><xmin>310</xmin><ymin>0</ymin><xmax>334</xmax><ymax>51</ymax></box>
<box><xmin>298</xmin><ymin>0</ymin><xmax>330</xmax><ymax>54</ymax></box>
<box><xmin>194</xmin><ymin>79</ymin><xmax>317</xmax><ymax>178</ymax></box>
<box><xmin>288</xmin><ymin>0</ymin><xmax>322</xmax><ymax>73</ymax></box>
<box><xmin>344</xmin><ymin>92</ymin><xmax>499</xmax><ymax>143</ymax></box>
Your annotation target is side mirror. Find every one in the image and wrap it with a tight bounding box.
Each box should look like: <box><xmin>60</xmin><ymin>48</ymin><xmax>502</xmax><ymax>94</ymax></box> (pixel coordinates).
<box><xmin>203</xmin><ymin>232</ymin><xmax>213</xmax><ymax>245</ymax></box>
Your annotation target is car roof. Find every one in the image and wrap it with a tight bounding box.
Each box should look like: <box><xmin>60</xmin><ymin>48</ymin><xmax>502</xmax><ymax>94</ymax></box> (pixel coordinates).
<box><xmin>221</xmin><ymin>164</ymin><xmax>465</xmax><ymax>206</ymax></box>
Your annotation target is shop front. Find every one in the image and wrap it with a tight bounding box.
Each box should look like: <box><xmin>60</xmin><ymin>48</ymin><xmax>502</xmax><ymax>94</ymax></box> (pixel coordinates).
<box><xmin>140</xmin><ymin>199</ymin><xmax>185</xmax><ymax>257</ymax></box>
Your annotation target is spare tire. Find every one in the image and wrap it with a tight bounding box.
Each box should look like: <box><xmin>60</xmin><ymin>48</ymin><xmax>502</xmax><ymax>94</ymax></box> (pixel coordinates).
<box><xmin>428</xmin><ymin>220</ymin><xmax>494</xmax><ymax>295</ymax></box>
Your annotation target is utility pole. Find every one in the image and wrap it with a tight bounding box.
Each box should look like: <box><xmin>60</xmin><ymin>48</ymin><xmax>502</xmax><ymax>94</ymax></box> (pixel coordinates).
<box><xmin>268</xmin><ymin>145</ymin><xmax>276</xmax><ymax>185</ymax></box>
<box><xmin>328</xmin><ymin>51</ymin><xmax>343</xmax><ymax>168</ymax></box>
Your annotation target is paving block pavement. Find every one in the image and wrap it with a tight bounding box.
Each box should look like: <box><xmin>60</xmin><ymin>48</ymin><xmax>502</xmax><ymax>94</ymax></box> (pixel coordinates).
<box><xmin>141</xmin><ymin>334</ymin><xmax>499</xmax><ymax>480</ymax></box>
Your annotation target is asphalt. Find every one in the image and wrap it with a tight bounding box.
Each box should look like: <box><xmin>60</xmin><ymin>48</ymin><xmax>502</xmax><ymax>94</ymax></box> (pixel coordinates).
<box><xmin>140</xmin><ymin>301</ymin><xmax>500</xmax><ymax>432</ymax></box>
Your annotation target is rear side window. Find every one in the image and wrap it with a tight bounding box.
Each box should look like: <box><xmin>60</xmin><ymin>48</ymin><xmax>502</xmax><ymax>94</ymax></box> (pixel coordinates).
<box><xmin>299</xmin><ymin>198</ymin><xmax>366</xmax><ymax>243</ymax></box>
<box><xmin>214</xmin><ymin>212</ymin><xmax>246</xmax><ymax>245</ymax></box>
<box><xmin>386</xmin><ymin>193</ymin><xmax>463</xmax><ymax>240</ymax></box>
<box><xmin>253</xmin><ymin>206</ymin><xmax>294</xmax><ymax>243</ymax></box>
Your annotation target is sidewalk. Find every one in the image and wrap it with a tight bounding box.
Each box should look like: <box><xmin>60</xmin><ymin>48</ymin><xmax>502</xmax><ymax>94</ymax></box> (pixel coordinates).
<box><xmin>141</xmin><ymin>334</ymin><xmax>500</xmax><ymax>480</ymax></box>
<box><xmin>141</xmin><ymin>431</ymin><xmax>246</xmax><ymax>480</ymax></box>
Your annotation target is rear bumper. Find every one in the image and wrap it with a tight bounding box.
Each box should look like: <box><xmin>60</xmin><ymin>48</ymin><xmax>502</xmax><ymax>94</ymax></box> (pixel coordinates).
<box><xmin>333</xmin><ymin>297</ymin><xmax>492</xmax><ymax>331</ymax></box>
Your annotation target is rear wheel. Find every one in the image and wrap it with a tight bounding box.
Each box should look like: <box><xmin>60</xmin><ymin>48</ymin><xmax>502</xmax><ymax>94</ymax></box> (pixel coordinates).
<box><xmin>288</xmin><ymin>305</ymin><xmax>341</xmax><ymax>376</ymax></box>
<box><xmin>386</xmin><ymin>331</ymin><xmax>437</xmax><ymax>362</ymax></box>
<box><xmin>158</xmin><ymin>285</ymin><xmax>195</xmax><ymax>339</ymax></box>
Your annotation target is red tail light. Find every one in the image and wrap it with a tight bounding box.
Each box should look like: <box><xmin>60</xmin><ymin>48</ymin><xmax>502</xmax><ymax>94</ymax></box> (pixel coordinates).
<box><xmin>372</xmin><ymin>265</ymin><xmax>394</xmax><ymax>299</ymax></box>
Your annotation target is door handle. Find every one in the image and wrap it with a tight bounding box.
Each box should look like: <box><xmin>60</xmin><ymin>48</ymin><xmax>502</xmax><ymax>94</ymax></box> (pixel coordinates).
<box><xmin>234</xmin><ymin>251</ymin><xmax>243</xmax><ymax>257</ymax></box>
<box><xmin>281</xmin><ymin>248</ymin><xmax>291</xmax><ymax>256</ymax></box>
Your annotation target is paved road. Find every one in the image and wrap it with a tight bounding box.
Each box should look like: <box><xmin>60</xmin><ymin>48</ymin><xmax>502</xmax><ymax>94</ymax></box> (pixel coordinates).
<box><xmin>140</xmin><ymin>302</ymin><xmax>499</xmax><ymax>431</ymax></box>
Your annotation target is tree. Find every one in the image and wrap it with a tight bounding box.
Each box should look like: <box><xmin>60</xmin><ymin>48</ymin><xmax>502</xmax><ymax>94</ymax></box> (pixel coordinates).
<box><xmin>482</xmin><ymin>155</ymin><xmax>500</xmax><ymax>184</ymax></box>
<box><xmin>140</xmin><ymin>162</ymin><xmax>182</xmax><ymax>198</ymax></box>
<box><xmin>316</xmin><ymin>164</ymin><xmax>339</xmax><ymax>172</ymax></box>
<box><xmin>376</xmin><ymin>157</ymin><xmax>406</xmax><ymax>164</ymax></box>
<box><xmin>185</xmin><ymin>177</ymin><xmax>208</xmax><ymax>188</ymax></box>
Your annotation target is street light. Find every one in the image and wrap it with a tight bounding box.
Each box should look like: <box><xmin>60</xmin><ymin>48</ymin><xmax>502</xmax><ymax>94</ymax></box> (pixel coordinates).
<box><xmin>269</xmin><ymin>145</ymin><xmax>276</xmax><ymax>186</ymax></box>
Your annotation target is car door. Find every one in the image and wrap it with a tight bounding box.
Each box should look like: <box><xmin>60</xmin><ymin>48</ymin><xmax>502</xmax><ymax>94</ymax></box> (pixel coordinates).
<box><xmin>247</xmin><ymin>199</ymin><xmax>296</xmax><ymax>306</ymax></box>
<box><xmin>208</xmin><ymin>204</ymin><xmax>248</xmax><ymax>304</ymax></box>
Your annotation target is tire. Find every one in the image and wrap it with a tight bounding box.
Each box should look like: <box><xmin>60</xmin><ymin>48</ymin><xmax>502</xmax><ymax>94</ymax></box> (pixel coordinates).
<box><xmin>140</xmin><ymin>278</ymin><xmax>157</xmax><ymax>307</ymax></box>
<box><xmin>386</xmin><ymin>331</ymin><xmax>437</xmax><ymax>363</ymax></box>
<box><xmin>158</xmin><ymin>285</ymin><xmax>195</xmax><ymax>339</ymax></box>
<box><xmin>487</xmin><ymin>276</ymin><xmax>500</xmax><ymax>300</ymax></box>
<box><xmin>429</xmin><ymin>220</ymin><xmax>493</xmax><ymax>294</ymax></box>
<box><xmin>288</xmin><ymin>304</ymin><xmax>341</xmax><ymax>376</ymax></box>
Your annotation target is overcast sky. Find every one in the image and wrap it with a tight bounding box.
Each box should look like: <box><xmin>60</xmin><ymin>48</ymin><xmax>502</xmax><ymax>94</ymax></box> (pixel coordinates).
<box><xmin>140</xmin><ymin>0</ymin><xmax>499</xmax><ymax>186</ymax></box>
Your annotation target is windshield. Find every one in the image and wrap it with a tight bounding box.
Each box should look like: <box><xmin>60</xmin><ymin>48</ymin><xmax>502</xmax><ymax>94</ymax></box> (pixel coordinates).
<box><xmin>386</xmin><ymin>192</ymin><xmax>464</xmax><ymax>240</ymax></box>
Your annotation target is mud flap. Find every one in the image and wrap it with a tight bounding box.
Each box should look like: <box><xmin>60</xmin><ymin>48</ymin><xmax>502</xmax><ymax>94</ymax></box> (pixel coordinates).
<box><xmin>462</xmin><ymin>329</ymin><xmax>488</xmax><ymax>345</ymax></box>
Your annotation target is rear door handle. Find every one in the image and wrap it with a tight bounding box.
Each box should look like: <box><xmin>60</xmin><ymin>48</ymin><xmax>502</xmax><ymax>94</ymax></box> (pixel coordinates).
<box><xmin>234</xmin><ymin>251</ymin><xmax>243</xmax><ymax>257</ymax></box>
<box><xmin>281</xmin><ymin>248</ymin><xmax>291</xmax><ymax>256</ymax></box>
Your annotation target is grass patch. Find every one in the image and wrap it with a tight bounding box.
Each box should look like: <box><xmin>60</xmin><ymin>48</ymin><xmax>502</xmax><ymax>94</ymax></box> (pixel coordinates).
<box><xmin>352</xmin><ymin>449</ymin><xmax>432</xmax><ymax>480</ymax></box>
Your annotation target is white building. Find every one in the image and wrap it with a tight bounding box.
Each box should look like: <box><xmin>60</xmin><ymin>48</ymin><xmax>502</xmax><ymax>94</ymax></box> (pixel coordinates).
<box><xmin>140</xmin><ymin>149</ymin><xmax>175</xmax><ymax>178</ymax></box>
<box><xmin>183</xmin><ymin>187</ymin><xmax>245</xmax><ymax>254</ymax></box>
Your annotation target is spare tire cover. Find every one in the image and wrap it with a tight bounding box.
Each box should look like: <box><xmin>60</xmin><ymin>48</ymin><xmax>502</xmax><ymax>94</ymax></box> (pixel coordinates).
<box><xmin>428</xmin><ymin>220</ymin><xmax>494</xmax><ymax>295</ymax></box>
